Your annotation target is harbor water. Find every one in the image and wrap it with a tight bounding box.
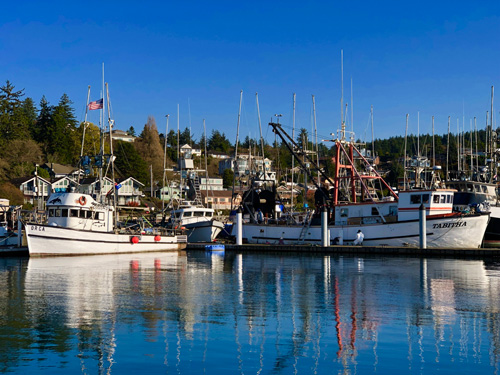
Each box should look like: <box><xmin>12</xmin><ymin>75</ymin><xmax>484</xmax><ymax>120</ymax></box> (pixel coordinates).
<box><xmin>1</xmin><ymin>251</ymin><xmax>500</xmax><ymax>374</ymax></box>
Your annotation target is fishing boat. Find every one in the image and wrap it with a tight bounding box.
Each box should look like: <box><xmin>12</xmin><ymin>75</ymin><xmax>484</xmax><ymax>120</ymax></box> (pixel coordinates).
<box><xmin>0</xmin><ymin>199</ymin><xmax>22</xmax><ymax>247</ymax></box>
<box><xmin>168</xmin><ymin>200</ymin><xmax>224</xmax><ymax>242</ymax></box>
<box><xmin>238</xmin><ymin>122</ymin><xmax>489</xmax><ymax>248</ymax></box>
<box><xmin>24</xmin><ymin>84</ymin><xmax>187</xmax><ymax>256</ymax></box>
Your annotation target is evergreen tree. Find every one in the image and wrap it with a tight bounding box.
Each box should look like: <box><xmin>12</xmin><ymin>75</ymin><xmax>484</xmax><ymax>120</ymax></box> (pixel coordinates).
<box><xmin>134</xmin><ymin>116</ymin><xmax>165</xmax><ymax>178</ymax></box>
<box><xmin>0</xmin><ymin>81</ymin><xmax>28</xmax><ymax>144</ymax></box>
<box><xmin>208</xmin><ymin>130</ymin><xmax>232</xmax><ymax>153</ymax></box>
<box><xmin>48</xmin><ymin>94</ymin><xmax>78</xmax><ymax>163</ymax></box>
<box><xmin>114</xmin><ymin>140</ymin><xmax>148</xmax><ymax>183</ymax></box>
<box><xmin>127</xmin><ymin>126</ymin><xmax>136</xmax><ymax>136</ymax></box>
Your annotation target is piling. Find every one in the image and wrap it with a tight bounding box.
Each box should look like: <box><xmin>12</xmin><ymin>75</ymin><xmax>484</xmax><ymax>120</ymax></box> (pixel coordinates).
<box><xmin>419</xmin><ymin>204</ymin><xmax>426</xmax><ymax>249</ymax></box>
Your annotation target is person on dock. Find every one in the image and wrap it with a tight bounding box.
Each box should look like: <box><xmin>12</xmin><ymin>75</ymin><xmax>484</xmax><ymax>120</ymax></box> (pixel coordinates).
<box><xmin>353</xmin><ymin>230</ymin><xmax>364</xmax><ymax>245</ymax></box>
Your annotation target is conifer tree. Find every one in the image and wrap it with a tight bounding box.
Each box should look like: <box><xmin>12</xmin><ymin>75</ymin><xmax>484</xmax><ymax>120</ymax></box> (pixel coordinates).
<box><xmin>134</xmin><ymin>116</ymin><xmax>165</xmax><ymax>179</ymax></box>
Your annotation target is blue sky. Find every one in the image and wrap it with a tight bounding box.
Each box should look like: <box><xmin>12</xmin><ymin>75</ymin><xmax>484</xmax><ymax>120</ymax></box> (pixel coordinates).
<box><xmin>2</xmin><ymin>1</ymin><xmax>500</xmax><ymax>146</ymax></box>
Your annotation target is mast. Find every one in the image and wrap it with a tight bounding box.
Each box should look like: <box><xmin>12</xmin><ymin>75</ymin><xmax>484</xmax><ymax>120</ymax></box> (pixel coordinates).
<box><xmin>371</xmin><ymin>105</ymin><xmax>375</xmax><ymax>162</ymax></box>
<box><xmin>105</xmin><ymin>83</ymin><xmax>118</xmax><ymax>226</ymax></box>
<box><xmin>351</xmin><ymin>77</ymin><xmax>353</xmax><ymax>134</ymax></box>
<box><xmin>230</xmin><ymin>90</ymin><xmax>243</xmax><ymax>212</ymax></box>
<box><xmin>312</xmin><ymin>95</ymin><xmax>319</xmax><ymax>169</ymax></box>
<box><xmin>446</xmin><ymin>116</ymin><xmax>450</xmax><ymax>180</ymax></box>
<box><xmin>291</xmin><ymin>93</ymin><xmax>296</xmax><ymax>215</ymax></box>
<box><xmin>162</xmin><ymin>114</ymin><xmax>169</xmax><ymax>211</ymax></box>
<box><xmin>256</xmin><ymin>93</ymin><xmax>265</xmax><ymax>162</ymax></box>
<box><xmin>203</xmin><ymin>119</ymin><xmax>208</xmax><ymax>197</ymax></box>
<box><xmin>404</xmin><ymin>114</ymin><xmax>408</xmax><ymax>190</ymax></box>
<box><xmin>78</xmin><ymin>86</ymin><xmax>91</xmax><ymax>184</ymax></box>
<box><xmin>340</xmin><ymin>49</ymin><xmax>344</xmax><ymax>130</ymax></box>
<box><xmin>432</xmin><ymin>116</ymin><xmax>435</xmax><ymax>167</ymax></box>
<box><xmin>474</xmin><ymin>117</ymin><xmax>478</xmax><ymax>174</ymax></box>
<box><xmin>490</xmin><ymin>86</ymin><xmax>495</xmax><ymax>183</ymax></box>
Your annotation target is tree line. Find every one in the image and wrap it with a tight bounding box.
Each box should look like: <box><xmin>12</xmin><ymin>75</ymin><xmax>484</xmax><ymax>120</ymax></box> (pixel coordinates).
<box><xmin>0</xmin><ymin>80</ymin><xmax>494</xmax><ymax>192</ymax></box>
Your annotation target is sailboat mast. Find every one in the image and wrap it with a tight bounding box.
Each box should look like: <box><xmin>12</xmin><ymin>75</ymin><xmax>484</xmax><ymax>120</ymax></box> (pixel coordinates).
<box><xmin>340</xmin><ymin>49</ymin><xmax>344</xmax><ymax>134</ymax></box>
<box><xmin>432</xmin><ymin>116</ymin><xmax>435</xmax><ymax>167</ymax></box>
<box><xmin>78</xmin><ymin>86</ymin><xmax>91</xmax><ymax>184</ymax></box>
<box><xmin>203</xmin><ymin>119</ymin><xmax>208</xmax><ymax>195</ymax></box>
<box><xmin>291</xmin><ymin>93</ymin><xmax>296</xmax><ymax>215</ymax></box>
<box><xmin>312</xmin><ymin>95</ymin><xmax>319</xmax><ymax>169</ymax></box>
<box><xmin>256</xmin><ymin>93</ymin><xmax>265</xmax><ymax>161</ymax></box>
<box><xmin>404</xmin><ymin>114</ymin><xmax>408</xmax><ymax>190</ymax></box>
<box><xmin>446</xmin><ymin>116</ymin><xmax>450</xmax><ymax>180</ymax></box>
<box><xmin>162</xmin><ymin>114</ymin><xmax>169</xmax><ymax>211</ymax></box>
<box><xmin>105</xmin><ymin>83</ymin><xmax>118</xmax><ymax>226</ymax></box>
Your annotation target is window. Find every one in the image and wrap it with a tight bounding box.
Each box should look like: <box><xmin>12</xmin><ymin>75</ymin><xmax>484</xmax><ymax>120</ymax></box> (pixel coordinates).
<box><xmin>410</xmin><ymin>195</ymin><xmax>422</xmax><ymax>204</ymax></box>
<box><xmin>55</xmin><ymin>209</ymin><xmax>61</xmax><ymax>217</ymax></box>
<box><xmin>340</xmin><ymin>208</ymin><xmax>348</xmax><ymax>217</ymax></box>
<box><xmin>183</xmin><ymin>212</ymin><xmax>192</xmax><ymax>217</ymax></box>
<box><xmin>433</xmin><ymin>195</ymin><xmax>440</xmax><ymax>203</ymax></box>
<box><xmin>49</xmin><ymin>209</ymin><xmax>55</xmax><ymax>217</ymax></box>
<box><xmin>70</xmin><ymin>209</ymin><xmax>79</xmax><ymax>217</ymax></box>
<box><xmin>447</xmin><ymin>195</ymin><xmax>452</xmax><ymax>203</ymax></box>
<box><xmin>61</xmin><ymin>209</ymin><xmax>68</xmax><ymax>217</ymax></box>
<box><xmin>475</xmin><ymin>185</ymin><xmax>481</xmax><ymax>192</ymax></box>
<box><xmin>389</xmin><ymin>206</ymin><xmax>398</xmax><ymax>216</ymax></box>
<box><xmin>97</xmin><ymin>212</ymin><xmax>104</xmax><ymax>221</ymax></box>
<box><xmin>482</xmin><ymin>186</ymin><xmax>487</xmax><ymax>193</ymax></box>
<box><xmin>440</xmin><ymin>195</ymin><xmax>446</xmax><ymax>203</ymax></box>
<box><xmin>422</xmin><ymin>194</ymin><xmax>430</xmax><ymax>204</ymax></box>
<box><xmin>371</xmin><ymin>207</ymin><xmax>378</xmax><ymax>215</ymax></box>
<box><xmin>194</xmin><ymin>212</ymin><xmax>204</xmax><ymax>217</ymax></box>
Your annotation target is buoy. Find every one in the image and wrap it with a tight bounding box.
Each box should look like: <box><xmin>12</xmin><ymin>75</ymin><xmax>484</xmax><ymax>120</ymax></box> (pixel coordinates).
<box><xmin>154</xmin><ymin>235</ymin><xmax>161</xmax><ymax>242</ymax></box>
<box><xmin>79</xmin><ymin>196</ymin><xmax>87</xmax><ymax>205</ymax></box>
<box><xmin>131</xmin><ymin>236</ymin><xmax>139</xmax><ymax>244</ymax></box>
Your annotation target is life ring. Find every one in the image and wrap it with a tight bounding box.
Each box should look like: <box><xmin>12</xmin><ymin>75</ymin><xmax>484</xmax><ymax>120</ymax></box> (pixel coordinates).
<box><xmin>79</xmin><ymin>196</ymin><xmax>87</xmax><ymax>205</ymax></box>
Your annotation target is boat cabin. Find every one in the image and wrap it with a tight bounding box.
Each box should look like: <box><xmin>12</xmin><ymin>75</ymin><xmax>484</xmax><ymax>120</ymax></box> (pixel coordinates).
<box><xmin>170</xmin><ymin>201</ymin><xmax>214</xmax><ymax>225</ymax></box>
<box><xmin>46</xmin><ymin>192</ymin><xmax>114</xmax><ymax>232</ymax></box>
<box><xmin>397</xmin><ymin>189</ymin><xmax>454</xmax><ymax>221</ymax></box>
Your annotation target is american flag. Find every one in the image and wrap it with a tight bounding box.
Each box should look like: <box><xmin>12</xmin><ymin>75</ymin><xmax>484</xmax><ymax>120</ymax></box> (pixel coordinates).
<box><xmin>88</xmin><ymin>98</ymin><xmax>103</xmax><ymax>110</ymax></box>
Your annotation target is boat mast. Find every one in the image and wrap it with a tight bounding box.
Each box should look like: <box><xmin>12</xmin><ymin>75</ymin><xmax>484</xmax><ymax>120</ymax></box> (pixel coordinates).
<box><xmin>230</xmin><ymin>90</ymin><xmax>243</xmax><ymax>212</ymax></box>
<box><xmin>446</xmin><ymin>116</ymin><xmax>450</xmax><ymax>180</ymax></box>
<box><xmin>162</xmin><ymin>114</ymin><xmax>169</xmax><ymax>211</ymax></box>
<box><xmin>291</xmin><ymin>93</ymin><xmax>296</xmax><ymax>215</ymax></box>
<box><xmin>105</xmin><ymin>83</ymin><xmax>118</xmax><ymax>226</ymax></box>
<box><xmin>78</xmin><ymin>86</ymin><xmax>91</xmax><ymax>185</ymax></box>
<box><xmin>404</xmin><ymin>114</ymin><xmax>408</xmax><ymax>190</ymax></box>
<box><xmin>312</xmin><ymin>95</ymin><xmax>319</xmax><ymax>169</ymax></box>
<box><xmin>490</xmin><ymin>86</ymin><xmax>495</xmax><ymax>183</ymax></box>
<box><xmin>203</xmin><ymin>119</ymin><xmax>208</xmax><ymax>197</ymax></box>
<box><xmin>256</xmin><ymin>93</ymin><xmax>265</xmax><ymax>162</ymax></box>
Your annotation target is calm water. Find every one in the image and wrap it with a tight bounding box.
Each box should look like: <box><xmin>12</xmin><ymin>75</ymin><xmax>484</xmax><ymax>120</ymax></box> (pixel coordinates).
<box><xmin>0</xmin><ymin>251</ymin><xmax>500</xmax><ymax>374</ymax></box>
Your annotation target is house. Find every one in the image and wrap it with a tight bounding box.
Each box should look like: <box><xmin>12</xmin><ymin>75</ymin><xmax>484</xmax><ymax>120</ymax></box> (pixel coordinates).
<box><xmin>115</xmin><ymin>177</ymin><xmax>144</xmax><ymax>205</ymax></box>
<box><xmin>198</xmin><ymin>177</ymin><xmax>223</xmax><ymax>191</ymax></box>
<box><xmin>201</xmin><ymin>190</ymin><xmax>241</xmax><ymax>210</ymax></box>
<box><xmin>40</xmin><ymin>163</ymin><xmax>81</xmax><ymax>180</ymax></box>
<box><xmin>157</xmin><ymin>184</ymin><xmax>182</xmax><ymax>202</ymax></box>
<box><xmin>11</xmin><ymin>176</ymin><xmax>51</xmax><ymax>205</ymax></box>
<box><xmin>51</xmin><ymin>176</ymin><xmax>80</xmax><ymax>193</ymax></box>
<box><xmin>180</xmin><ymin>144</ymin><xmax>202</xmax><ymax>157</ymax></box>
<box><xmin>218</xmin><ymin>155</ymin><xmax>273</xmax><ymax>176</ymax></box>
<box><xmin>79</xmin><ymin>177</ymin><xmax>115</xmax><ymax>198</ymax></box>
<box><xmin>112</xmin><ymin>129</ymin><xmax>136</xmax><ymax>142</ymax></box>
<box><xmin>209</xmin><ymin>152</ymin><xmax>230</xmax><ymax>159</ymax></box>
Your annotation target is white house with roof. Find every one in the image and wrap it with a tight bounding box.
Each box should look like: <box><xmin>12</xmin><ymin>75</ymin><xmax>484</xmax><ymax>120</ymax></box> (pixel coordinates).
<box><xmin>115</xmin><ymin>177</ymin><xmax>144</xmax><ymax>205</ymax></box>
<box><xmin>51</xmin><ymin>176</ymin><xmax>80</xmax><ymax>193</ymax></box>
<box><xmin>180</xmin><ymin>144</ymin><xmax>202</xmax><ymax>157</ymax></box>
<box><xmin>11</xmin><ymin>176</ymin><xmax>51</xmax><ymax>205</ymax></box>
<box><xmin>112</xmin><ymin>129</ymin><xmax>136</xmax><ymax>142</ymax></box>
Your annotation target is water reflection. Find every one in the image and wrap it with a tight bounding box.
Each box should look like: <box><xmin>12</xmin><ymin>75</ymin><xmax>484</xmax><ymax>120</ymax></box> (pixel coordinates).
<box><xmin>0</xmin><ymin>253</ymin><xmax>499</xmax><ymax>373</ymax></box>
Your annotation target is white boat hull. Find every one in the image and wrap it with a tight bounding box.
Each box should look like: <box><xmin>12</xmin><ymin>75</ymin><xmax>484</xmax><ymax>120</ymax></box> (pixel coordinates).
<box><xmin>241</xmin><ymin>214</ymin><xmax>489</xmax><ymax>249</ymax></box>
<box><xmin>25</xmin><ymin>223</ymin><xmax>187</xmax><ymax>256</ymax></box>
<box><xmin>184</xmin><ymin>220</ymin><xmax>224</xmax><ymax>243</ymax></box>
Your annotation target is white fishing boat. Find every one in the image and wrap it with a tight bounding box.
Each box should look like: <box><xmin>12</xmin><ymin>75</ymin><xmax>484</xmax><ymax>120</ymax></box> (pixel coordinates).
<box><xmin>24</xmin><ymin>84</ymin><xmax>187</xmax><ymax>256</ymax></box>
<box><xmin>25</xmin><ymin>192</ymin><xmax>186</xmax><ymax>256</ymax></box>
<box><xmin>168</xmin><ymin>200</ymin><xmax>224</xmax><ymax>243</ymax></box>
<box><xmin>0</xmin><ymin>199</ymin><xmax>22</xmax><ymax>247</ymax></box>
<box><xmin>239</xmin><ymin>122</ymin><xmax>489</xmax><ymax>249</ymax></box>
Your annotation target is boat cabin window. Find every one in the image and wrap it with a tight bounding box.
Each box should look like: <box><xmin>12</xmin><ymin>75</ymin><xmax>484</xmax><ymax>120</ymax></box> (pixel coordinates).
<box><xmin>70</xmin><ymin>209</ymin><xmax>79</xmax><ymax>217</ymax></box>
<box><xmin>475</xmin><ymin>185</ymin><xmax>481</xmax><ymax>192</ymax></box>
<box><xmin>96</xmin><ymin>212</ymin><xmax>104</xmax><ymax>221</ymax></box>
<box><xmin>172</xmin><ymin>212</ymin><xmax>181</xmax><ymax>219</ymax></box>
<box><xmin>49</xmin><ymin>209</ymin><xmax>55</xmax><ymax>217</ymax></box>
<box><xmin>467</xmin><ymin>184</ymin><xmax>473</xmax><ymax>192</ymax></box>
<box><xmin>410</xmin><ymin>195</ymin><xmax>422</xmax><ymax>204</ymax></box>
<box><xmin>422</xmin><ymin>194</ymin><xmax>429</xmax><ymax>204</ymax></box>
<box><xmin>482</xmin><ymin>186</ymin><xmax>487</xmax><ymax>193</ymax></box>
<box><xmin>183</xmin><ymin>212</ymin><xmax>192</xmax><ymax>217</ymax></box>
<box><xmin>371</xmin><ymin>207</ymin><xmax>378</xmax><ymax>215</ymax></box>
<box><xmin>389</xmin><ymin>206</ymin><xmax>397</xmax><ymax>216</ymax></box>
<box><xmin>440</xmin><ymin>195</ymin><xmax>446</xmax><ymax>203</ymax></box>
<box><xmin>194</xmin><ymin>212</ymin><xmax>204</xmax><ymax>217</ymax></box>
<box><xmin>207</xmin><ymin>212</ymin><xmax>213</xmax><ymax>218</ymax></box>
<box><xmin>340</xmin><ymin>208</ymin><xmax>348</xmax><ymax>217</ymax></box>
<box><xmin>447</xmin><ymin>195</ymin><xmax>452</xmax><ymax>203</ymax></box>
<box><xmin>433</xmin><ymin>195</ymin><xmax>440</xmax><ymax>203</ymax></box>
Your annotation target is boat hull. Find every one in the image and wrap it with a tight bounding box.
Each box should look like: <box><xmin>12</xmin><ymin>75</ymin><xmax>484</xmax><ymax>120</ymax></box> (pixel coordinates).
<box><xmin>240</xmin><ymin>214</ymin><xmax>489</xmax><ymax>249</ymax></box>
<box><xmin>184</xmin><ymin>220</ymin><xmax>224</xmax><ymax>243</ymax></box>
<box><xmin>25</xmin><ymin>223</ymin><xmax>187</xmax><ymax>256</ymax></box>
